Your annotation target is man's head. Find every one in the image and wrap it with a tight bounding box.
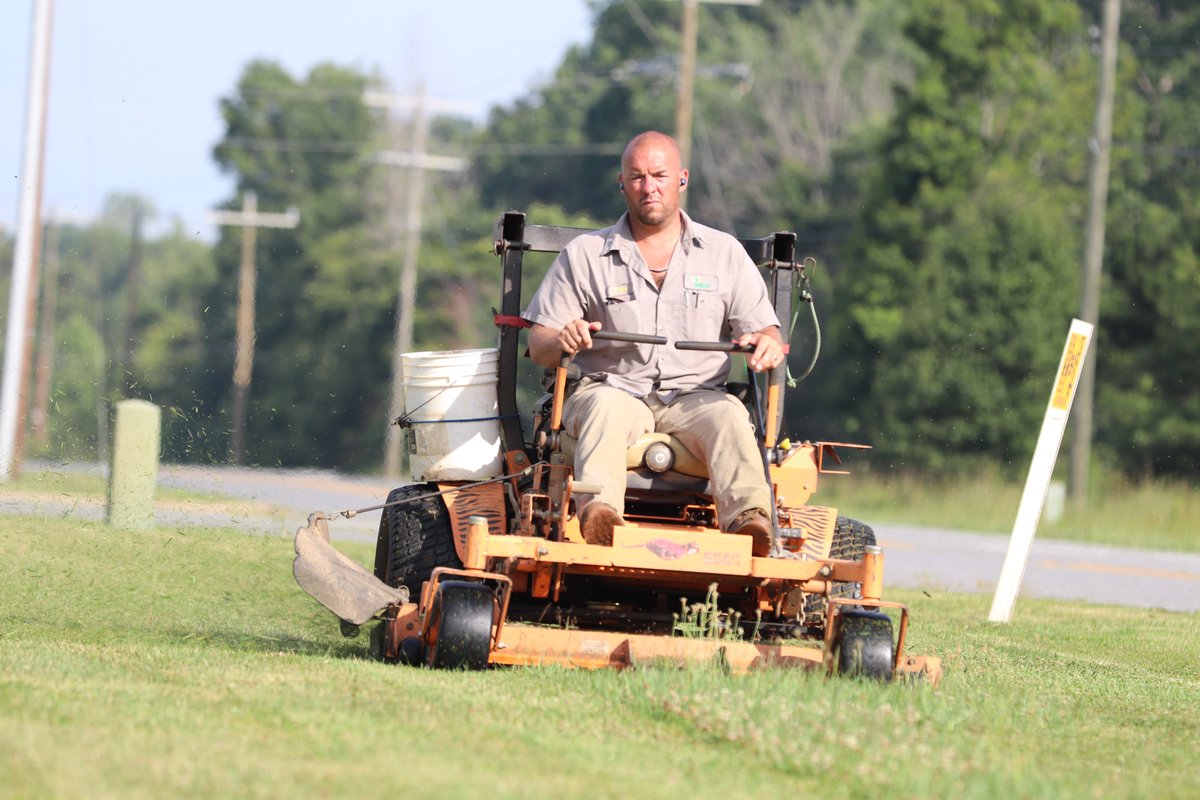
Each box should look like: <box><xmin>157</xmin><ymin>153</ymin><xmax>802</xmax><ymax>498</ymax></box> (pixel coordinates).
<box><xmin>618</xmin><ymin>131</ymin><xmax>688</xmax><ymax>231</ymax></box>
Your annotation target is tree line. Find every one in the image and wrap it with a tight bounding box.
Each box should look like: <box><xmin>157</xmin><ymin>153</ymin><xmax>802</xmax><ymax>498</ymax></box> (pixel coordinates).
<box><xmin>2</xmin><ymin>0</ymin><xmax>1196</xmax><ymax>482</ymax></box>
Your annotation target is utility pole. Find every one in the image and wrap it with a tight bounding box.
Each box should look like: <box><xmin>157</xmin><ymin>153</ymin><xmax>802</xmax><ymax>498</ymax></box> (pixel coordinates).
<box><xmin>30</xmin><ymin>214</ymin><xmax>59</xmax><ymax>448</ymax></box>
<box><xmin>0</xmin><ymin>0</ymin><xmax>54</xmax><ymax>482</ymax></box>
<box><xmin>363</xmin><ymin>88</ymin><xmax>472</xmax><ymax>479</ymax></box>
<box><xmin>671</xmin><ymin>0</ymin><xmax>760</xmax><ymax>209</ymax></box>
<box><xmin>1069</xmin><ymin>0</ymin><xmax>1121</xmax><ymax>508</ymax></box>
<box><xmin>675</xmin><ymin>0</ymin><xmax>699</xmax><ymax>181</ymax></box>
<box><xmin>118</xmin><ymin>203</ymin><xmax>143</xmax><ymax>395</ymax></box>
<box><xmin>208</xmin><ymin>191</ymin><xmax>299</xmax><ymax>465</ymax></box>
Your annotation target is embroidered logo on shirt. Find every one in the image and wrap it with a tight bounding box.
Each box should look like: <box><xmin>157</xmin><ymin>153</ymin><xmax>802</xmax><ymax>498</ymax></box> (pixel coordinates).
<box><xmin>684</xmin><ymin>274</ymin><xmax>718</xmax><ymax>291</ymax></box>
<box><xmin>605</xmin><ymin>283</ymin><xmax>631</xmax><ymax>303</ymax></box>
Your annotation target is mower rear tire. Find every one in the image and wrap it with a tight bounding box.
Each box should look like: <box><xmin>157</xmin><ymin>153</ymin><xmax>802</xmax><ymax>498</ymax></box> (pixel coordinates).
<box><xmin>373</xmin><ymin>484</ymin><xmax>462</xmax><ymax>593</ymax></box>
<box><xmin>834</xmin><ymin>608</ymin><xmax>895</xmax><ymax>681</ymax></box>
<box><xmin>425</xmin><ymin>580</ymin><xmax>494</xmax><ymax>670</ymax></box>
<box><xmin>804</xmin><ymin>516</ymin><xmax>877</xmax><ymax>625</ymax></box>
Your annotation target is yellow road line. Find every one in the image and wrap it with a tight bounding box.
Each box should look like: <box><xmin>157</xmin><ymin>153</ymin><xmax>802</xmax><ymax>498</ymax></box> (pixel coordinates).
<box><xmin>1039</xmin><ymin>559</ymin><xmax>1200</xmax><ymax>582</ymax></box>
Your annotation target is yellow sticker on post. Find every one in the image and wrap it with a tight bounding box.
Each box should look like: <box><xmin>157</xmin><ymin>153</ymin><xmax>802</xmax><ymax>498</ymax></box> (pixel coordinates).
<box><xmin>1051</xmin><ymin>332</ymin><xmax>1088</xmax><ymax>411</ymax></box>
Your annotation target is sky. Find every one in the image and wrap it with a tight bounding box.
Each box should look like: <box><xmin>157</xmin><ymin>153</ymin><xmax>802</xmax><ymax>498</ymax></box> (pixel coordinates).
<box><xmin>1</xmin><ymin>0</ymin><xmax>594</xmax><ymax>241</ymax></box>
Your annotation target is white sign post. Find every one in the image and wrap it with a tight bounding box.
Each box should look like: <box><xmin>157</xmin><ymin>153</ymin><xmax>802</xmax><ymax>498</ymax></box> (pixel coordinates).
<box><xmin>988</xmin><ymin>318</ymin><xmax>1094</xmax><ymax>623</ymax></box>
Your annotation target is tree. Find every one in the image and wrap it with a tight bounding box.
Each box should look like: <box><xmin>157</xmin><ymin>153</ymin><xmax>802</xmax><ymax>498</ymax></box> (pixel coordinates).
<box><xmin>208</xmin><ymin>61</ymin><xmax>391</xmax><ymax>467</ymax></box>
<box><xmin>1090</xmin><ymin>0</ymin><xmax>1200</xmax><ymax>477</ymax></box>
<box><xmin>7</xmin><ymin>194</ymin><xmax>220</xmax><ymax>463</ymax></box>
<box><xmin>692</xmin><ymin>0</ymin><xmax>916</xmax><ymax>234</ymax></box>
<box><xmin>828</xmin><ymin>0</ymin><xmax>1094</xmax><ymax>472</ymax></box>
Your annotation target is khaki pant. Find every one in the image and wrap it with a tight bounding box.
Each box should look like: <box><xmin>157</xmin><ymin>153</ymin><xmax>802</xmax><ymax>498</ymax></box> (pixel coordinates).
<box><xmin>563</xmin><ymin>380</ymin><xmax>772</xmax><ymax>530</ymax></box>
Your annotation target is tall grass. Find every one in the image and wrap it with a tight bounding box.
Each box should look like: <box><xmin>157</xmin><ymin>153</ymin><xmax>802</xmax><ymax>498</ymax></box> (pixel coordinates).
<box><xmin>816</xmin><ymin>468</ymin><xmax>1200</xmax><ymax>553</ymax></box>
<box><xmin>2</xmin><ymin>517</ymin><xmax>1197</xmax><ymax>798</ymax></box>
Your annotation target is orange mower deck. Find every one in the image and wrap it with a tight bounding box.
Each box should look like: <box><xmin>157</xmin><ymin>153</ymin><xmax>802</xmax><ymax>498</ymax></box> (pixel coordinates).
<box><xmin>371</xmin><ymin>516</ymin><xmax>942</xmax><ymax>684</ymax></box>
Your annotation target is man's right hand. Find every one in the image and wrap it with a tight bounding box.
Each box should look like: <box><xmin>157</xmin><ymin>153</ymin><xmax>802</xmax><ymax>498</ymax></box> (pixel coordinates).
<box><xmin>557</xmin><ymin>319</ymin><xmax>603</xmax><ymax>356</ymax></box>
<box><xmin>528</xmin><ymin>320</ymin><xmax>603</xmax><ymax>368</ymax></box>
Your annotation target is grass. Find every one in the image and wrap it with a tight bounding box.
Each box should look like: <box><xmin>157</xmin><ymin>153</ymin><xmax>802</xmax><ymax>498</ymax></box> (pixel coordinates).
<box><xmin>815</xmin><ymin>468</ymin><xmax>1200</xmax><ymax>553</ymax></box>
<box><xmin>1</xmin><ymin>517</ymin><xmax>1197</xmax><ymax>799</ymax></box>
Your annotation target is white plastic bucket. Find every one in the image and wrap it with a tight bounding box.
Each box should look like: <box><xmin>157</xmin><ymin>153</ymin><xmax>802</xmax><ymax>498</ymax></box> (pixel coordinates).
<box><xmin>401</xmin><ymin>348</ymin><xmax>503</xmax><ymax>481</ymax></box>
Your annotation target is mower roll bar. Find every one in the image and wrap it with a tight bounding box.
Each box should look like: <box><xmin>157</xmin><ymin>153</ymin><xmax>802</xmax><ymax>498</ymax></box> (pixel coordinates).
<box><xmin>493</xmin><ymin>210</ymin><xmax>802</xmax><ymax>470</ymax></box>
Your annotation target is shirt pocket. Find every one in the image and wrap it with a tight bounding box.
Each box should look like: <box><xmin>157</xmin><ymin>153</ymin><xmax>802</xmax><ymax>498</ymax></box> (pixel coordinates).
<box><xmin>683</xmin><ymin>289</ymin><xmax>726</xmax><ymax>342</ymax></box>
<box><xmin>602</xmin><ymin>298</ymin><xmax>642</xmax><ymax>338</ymax></box>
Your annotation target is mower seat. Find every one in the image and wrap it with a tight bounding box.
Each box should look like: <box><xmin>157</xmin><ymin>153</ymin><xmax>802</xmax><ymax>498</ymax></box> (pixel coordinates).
<box><xmin>557</xmin><ymin>430</ymin><xmax>714</xmax><ymax>496</ymax></box>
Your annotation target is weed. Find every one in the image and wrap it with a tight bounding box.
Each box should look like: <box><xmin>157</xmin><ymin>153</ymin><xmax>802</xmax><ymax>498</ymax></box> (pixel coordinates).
<box><xmin>672</xmin><ymin>583</ymin><xmax>743</xmax><ymax>641</ymax></box>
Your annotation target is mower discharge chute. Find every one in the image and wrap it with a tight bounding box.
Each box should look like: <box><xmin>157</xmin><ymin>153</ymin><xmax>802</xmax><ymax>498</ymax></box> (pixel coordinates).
<box><xmin>293</xmin><ymin>211</ymin><xmax>942</xmax><ymax>684</ymax></box>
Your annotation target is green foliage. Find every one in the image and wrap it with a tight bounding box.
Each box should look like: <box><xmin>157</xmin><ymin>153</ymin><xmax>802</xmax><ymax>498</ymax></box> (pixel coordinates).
<box><xmin>822</xmin><ymin>0</ymin><xmax>1091</xmax><ymax>471</ymax></box>
<box><xmin>0</xmin><ymin>229</ymin><xmax>12</xmax><ymax>313</ymax></box>
<box><xmin>698</xmin><ymin>0</ymin><xmax>918</xmax><ymax>233</ymax></box>
<box><xmin>10</xmin><ymin>198</ymin><xmax>221</xmax><ymax>463</ymax></box>
<box><xmin>205</xmin><ymin>61</ymin><xmax>392</xmax><ymax>468</ymax></box>
<box><xmin>1092</xmin><ymin>0</ymin><xmax>1200</xmax><ymax>476</ymax></box>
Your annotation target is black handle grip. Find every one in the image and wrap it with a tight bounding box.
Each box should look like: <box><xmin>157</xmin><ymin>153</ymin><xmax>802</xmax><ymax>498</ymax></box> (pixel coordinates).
<box><xmin>674</xmin><ymin>340</ymin><xmax>754</xmax><ymax>353</ymax></box>
<box><xmin>591</xmin><ymin>330</ymin><xmax>668</xmax><ymax>345</ymax></box>
<box><xmin>558</xmin><ymin>330</ymin><xmax>668</xmax><ymax>366</ymax></box>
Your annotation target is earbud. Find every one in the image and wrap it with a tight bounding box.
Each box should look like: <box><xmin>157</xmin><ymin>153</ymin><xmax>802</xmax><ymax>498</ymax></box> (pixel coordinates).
<box><xmin>679</xmin><ymin>178</ymin><xmax>687</xmax><ymax>187</ymax></box>
<box><xmin>618</xmin><ymin>181</ymin><xmax>625</xmax><ymax>192</ymax></box>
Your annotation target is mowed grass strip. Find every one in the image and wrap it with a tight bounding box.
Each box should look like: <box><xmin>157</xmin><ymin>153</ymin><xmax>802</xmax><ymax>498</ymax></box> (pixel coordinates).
<box><xmin>1</xmin><ymin>518</ymin><xmax>1197</xmax><ymax>799</ymax></box>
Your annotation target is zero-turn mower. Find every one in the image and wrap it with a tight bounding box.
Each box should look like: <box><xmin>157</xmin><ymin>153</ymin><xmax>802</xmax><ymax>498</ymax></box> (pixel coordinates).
<box><xmin>293</xmin><ymin>211</ymin><xmax>942</xmax><ymax>684</ymax></box>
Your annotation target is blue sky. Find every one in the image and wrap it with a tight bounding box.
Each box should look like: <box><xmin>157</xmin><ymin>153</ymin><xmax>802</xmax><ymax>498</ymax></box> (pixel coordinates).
<box><xmin>1</xmin><ymin>0</ymin><xmax>593</xmax><ymax>240</ymax></box>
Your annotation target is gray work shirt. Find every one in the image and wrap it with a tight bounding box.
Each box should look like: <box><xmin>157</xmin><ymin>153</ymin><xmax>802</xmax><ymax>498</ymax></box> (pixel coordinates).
<box><xmin>522</xmin><ymin>212</ymin><xmax>780</xmax><ymax>399</ymax></box>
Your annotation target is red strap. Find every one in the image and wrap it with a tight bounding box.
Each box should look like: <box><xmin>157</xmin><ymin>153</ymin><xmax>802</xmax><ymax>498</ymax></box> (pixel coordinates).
<box><xmin>493</xmin><ymin>314</ymin><xmax>532</xmax><ymax>329</ymax></box>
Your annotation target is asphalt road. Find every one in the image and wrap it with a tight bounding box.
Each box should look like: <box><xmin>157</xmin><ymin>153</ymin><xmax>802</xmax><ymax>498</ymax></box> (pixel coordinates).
<box><xmin>874</xmin><ymin>522</ymin><xmax>1200</xmax><ymax>614</ymax></box>
<box><xmin>9</xmin><ymin>463</ymin><xmax>1200</xmax><ymax>614</ymax></box>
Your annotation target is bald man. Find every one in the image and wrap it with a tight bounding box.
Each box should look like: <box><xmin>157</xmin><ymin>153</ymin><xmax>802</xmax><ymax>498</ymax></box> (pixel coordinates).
<box><xmin>523</xmin><ymin>131</ymin><xmax>785</xmax><ymax>554</ymax></box>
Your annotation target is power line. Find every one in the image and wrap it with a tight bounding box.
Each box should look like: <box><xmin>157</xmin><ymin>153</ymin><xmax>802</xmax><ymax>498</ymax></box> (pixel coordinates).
<box><xmin>218</xmin><ymin>136</ymin><xmax>626</xmax><ymax>157</ymax></box>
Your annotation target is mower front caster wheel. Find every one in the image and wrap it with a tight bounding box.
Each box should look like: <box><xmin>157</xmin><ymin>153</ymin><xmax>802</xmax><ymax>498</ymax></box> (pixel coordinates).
<box><xmin>833</xmin><ymin>608</ymin><xmax>895</xmax><ymax>681</ymax></box>
<box><xmin>424</xmin><ymin>580</ymin><xmax>494</xmax><ymax>670</ymax></box>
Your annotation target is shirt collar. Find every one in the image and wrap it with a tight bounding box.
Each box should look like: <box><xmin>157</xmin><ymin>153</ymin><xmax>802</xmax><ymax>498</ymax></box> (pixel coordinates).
<box><xmin>602</xmin><ymin>211</ymin><xmax>704</xmax><ymax>261</ymax></box>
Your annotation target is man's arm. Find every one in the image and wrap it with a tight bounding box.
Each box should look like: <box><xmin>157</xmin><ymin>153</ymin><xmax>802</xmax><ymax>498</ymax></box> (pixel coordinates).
<box><xmin>528</xmin><ymin>320</ymin><xmax>604</xmax><ymax>370</ymax></box>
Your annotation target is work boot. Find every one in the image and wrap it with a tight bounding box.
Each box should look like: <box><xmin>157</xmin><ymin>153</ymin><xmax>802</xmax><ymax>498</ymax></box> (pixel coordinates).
<box><xmin>728</xmin><ymin>508</ymin><xmax>773</xmax><ymax>557</ymax></box>
<box><xmin>580</xmin><ymin>502</ymin><xmax>623</xmax><ymax>546</ymax></box>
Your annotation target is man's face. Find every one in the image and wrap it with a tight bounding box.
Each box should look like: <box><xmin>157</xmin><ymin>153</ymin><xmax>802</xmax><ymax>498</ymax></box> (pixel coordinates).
<box><xmin>619</xmin><ymin>138</ymin><xmax>687</xmax><ymax>229</ymax></box>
